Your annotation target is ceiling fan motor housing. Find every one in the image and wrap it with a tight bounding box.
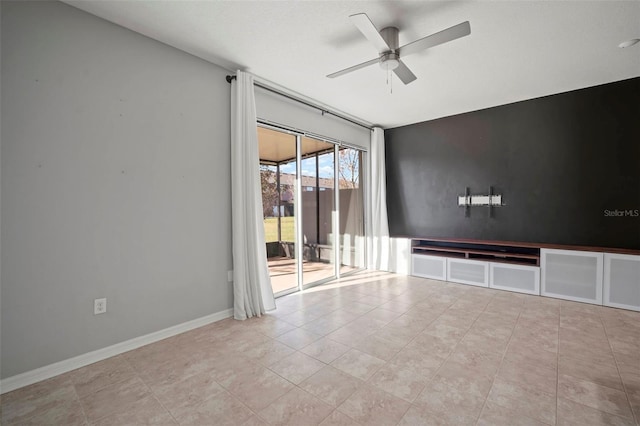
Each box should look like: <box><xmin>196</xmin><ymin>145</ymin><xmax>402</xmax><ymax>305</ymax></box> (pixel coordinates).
<box><xmin>379</xmin><ymin>26</ymin><xmax>400</xmax><ymax>70</ymax></box>
<box><xmin>380</xmin><ymin>26</ymin><xmax>399</xmax><ymax>50</ymax></box>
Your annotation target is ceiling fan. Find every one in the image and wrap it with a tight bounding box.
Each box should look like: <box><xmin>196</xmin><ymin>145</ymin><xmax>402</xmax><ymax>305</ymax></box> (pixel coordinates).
<box><xmin>327</xmin><ymin>14</ymin><xmax>471</xmax><ymax>85</ymax></box>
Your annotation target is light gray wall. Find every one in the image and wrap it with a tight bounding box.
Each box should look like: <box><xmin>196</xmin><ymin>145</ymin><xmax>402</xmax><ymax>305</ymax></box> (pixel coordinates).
<box><xmin>1</xmin><ymin>1</ymin><xmax>233</xmax><ymax>378</ymax></box>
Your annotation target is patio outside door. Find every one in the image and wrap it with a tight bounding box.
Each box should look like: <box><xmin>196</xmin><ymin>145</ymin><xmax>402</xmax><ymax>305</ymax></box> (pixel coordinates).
<box><xmin>258</xmin><ymin>127</ymin><xmax>298</xmax><ymax>295</ymax></box>
<box><xmin>258</xmin><ymin>125</ymin><xmax>365</xmax><ymax>297</ymax></box>
<box><xmin>301</xmin><ymin>136</ymin><xmax>336</xmax><ymax>287</ymax></box>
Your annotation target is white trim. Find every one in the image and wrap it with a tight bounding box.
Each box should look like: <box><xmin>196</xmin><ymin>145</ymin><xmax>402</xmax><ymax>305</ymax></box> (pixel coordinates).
<box><xmin>0</xmin><ymin>308</ymin><xmax>233</xmax><ymax>394</ymax></box>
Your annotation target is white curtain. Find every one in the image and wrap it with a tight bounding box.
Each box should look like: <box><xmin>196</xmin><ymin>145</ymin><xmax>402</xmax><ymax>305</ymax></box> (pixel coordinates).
<box><xmin>370</xmin><ymin>127</ymin><xmax>390</xmax><ymax>271</ymax></box>
<box><xmin>231</xmin><ymin>71</ymin><xmax>276</xmax><ymax>320</ymax></box>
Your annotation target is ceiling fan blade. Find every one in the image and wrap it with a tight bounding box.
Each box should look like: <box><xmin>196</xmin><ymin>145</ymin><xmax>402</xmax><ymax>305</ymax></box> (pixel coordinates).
<box><xmin>349</xmin><ymin>13</ymin><xmax>390</xmax><ymax>52</ymax></box>
<box><xmin>327</xmin><ymin>57</ymin><xmax>379</xmax><ymax>79</ymax></box>
<box><xmin>398</xmin><ymin>21</ymin><xmax>470</xmax><ymax>57</ymax></box>
<box><xmin>393</xmin><ymin>60</ymin><xmax>417</xmax><ymax>85</ymax></box>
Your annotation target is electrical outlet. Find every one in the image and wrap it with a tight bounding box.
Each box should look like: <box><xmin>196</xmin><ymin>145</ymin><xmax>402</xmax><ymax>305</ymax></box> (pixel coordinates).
<box><xmin>227</xmin><ymin>270</ymin><xmax>233</xmax><ymax>282</ymax></box>
<box><xmin>94</xmin><ymin>298</ymin><xmax>107</xmax><ymax>315</ymax></box>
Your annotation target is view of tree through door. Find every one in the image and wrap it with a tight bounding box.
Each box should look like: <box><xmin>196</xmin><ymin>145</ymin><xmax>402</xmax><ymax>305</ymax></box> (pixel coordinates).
<box><xmin>339</xmin><ymin>147</ymin><xmax>365</xmax><ymax>274</ymax></box>
<box><xmin>258</xmin><ymin>127</ymin><xmax>298</xmax><ymax>295</ymax></box>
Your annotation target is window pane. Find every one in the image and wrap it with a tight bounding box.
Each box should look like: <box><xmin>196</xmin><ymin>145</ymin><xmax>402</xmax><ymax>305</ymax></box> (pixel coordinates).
<box><xmin>339</xmin><ymin>147</ymin><xmax>365</xmax><ymax>274</ymax></box>
<box><xmin>257</xmin><ymin>126</ymin><xmax>298</xmax><ymax>295</ymax></box>
<box><xmin>301</xmin><ymin>137</ymin><xmax>336</xmax><ymax>286</ymax></box>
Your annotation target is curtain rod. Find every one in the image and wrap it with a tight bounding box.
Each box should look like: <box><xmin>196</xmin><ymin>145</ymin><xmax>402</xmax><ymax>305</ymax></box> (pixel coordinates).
<box><xmin>226</xmin><ymin>75</ymin><xmax>372</xmax><ymax>131</ymax></box>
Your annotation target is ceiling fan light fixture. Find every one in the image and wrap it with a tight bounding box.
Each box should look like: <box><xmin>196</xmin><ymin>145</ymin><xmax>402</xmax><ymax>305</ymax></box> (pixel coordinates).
<box><xmin>379</xmin><ymin>52</ymin><xmax>400</xmax><ymax>70</ymax></box>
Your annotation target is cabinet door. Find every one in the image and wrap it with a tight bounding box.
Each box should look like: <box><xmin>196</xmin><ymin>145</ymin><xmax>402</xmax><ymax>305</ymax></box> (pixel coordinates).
<box><xmin>411</xmin><ymin>254</ymin><xmax>446</xmax><ymax>281</ymax></box>
<box><xmin>490</xmin><ymin>263</ymin><xmax>540</xmax><ymax>295</ymax></box>
<box><xmin>447</xmin><ymin>258</ymin><xmax>489</xmax><ymax>287</ymax></box>
<box><xmin>541</xmin><ymin>249</ymin><xmax>603</xmax><ymax>305</ymax></box>
<box><xmin>604</xmin><ymin>253</ymin><xmax>640</xmax><ymax>312</ymax></box>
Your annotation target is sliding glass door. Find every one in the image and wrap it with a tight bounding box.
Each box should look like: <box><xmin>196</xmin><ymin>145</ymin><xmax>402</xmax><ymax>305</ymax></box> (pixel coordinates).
<box><xmin>339</xmin><ymin>147</ymin><xmax>365</xmax><ymax>274</ymax></box>
<box><xmin>301</xmin><ymin>137</ymin><xmax>336</xmax><ymax>286</ymax></box>
<box><xmin>258</xmin><ymin>127</ymin><xmax>298</xmax><ymax>295</ymax></box>
<box><xmin>258</xmin><ymin>125</ymin><xmax>366</xmax><ymax>297</ymax></box>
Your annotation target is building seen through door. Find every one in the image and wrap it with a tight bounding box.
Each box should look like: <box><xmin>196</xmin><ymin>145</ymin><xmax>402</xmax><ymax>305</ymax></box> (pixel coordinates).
<box><xmin>257</xmin><ymin>125</ymin><xmax>365</xmax><ymax>296</ymax></box>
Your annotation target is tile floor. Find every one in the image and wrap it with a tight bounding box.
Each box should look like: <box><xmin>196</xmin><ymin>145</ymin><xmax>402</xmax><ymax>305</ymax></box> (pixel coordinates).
<box><xmin>2</xmin><ymin>271</ymin><xmax>639</xmax><ymax>425</ymax></box>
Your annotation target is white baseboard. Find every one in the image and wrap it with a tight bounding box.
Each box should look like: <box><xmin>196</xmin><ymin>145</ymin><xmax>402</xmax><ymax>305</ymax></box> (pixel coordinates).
<box><xmin>0</xmin><ymin>308</ymin><xmax>234</xmax><ymax>394</ymax></box>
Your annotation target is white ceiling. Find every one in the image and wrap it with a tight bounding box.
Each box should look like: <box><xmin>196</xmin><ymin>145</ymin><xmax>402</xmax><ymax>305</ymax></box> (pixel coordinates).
<box><xmin>65</xmin><ymin>1</ymin><xmax>640</xmax><ymax>129</ymax></box>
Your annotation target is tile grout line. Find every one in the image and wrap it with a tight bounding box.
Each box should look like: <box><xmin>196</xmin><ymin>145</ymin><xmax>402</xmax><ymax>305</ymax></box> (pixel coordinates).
<box><xmin>201</xmin><ymin>347</ymin><xmax>292</xmax><ymax>425</ymax></box>
<box><xmin>74</xmin><ymin>356</ymin><xmax>151</xmax><ymax>425</ymax></box>
<box><xmin>91</xmin><ymin>371</ymin><xmax>155</xmax><ymax>425</ymax></box>
<box><xmin>320</xmin><ymin>287</ymin><xmax>434</xmax><ymax>425</ymax></box>
<box><xmin>412</xmin><ymin>289</ymin><xmax>492</xmax><ymax>424</ymax></box>
<box><xmin>248</xmin><ymin>281</ymin><xmax>471</xmax><ymax>426</ymax></box>
<box><xmin>269</xmin><ymin>293</ymin><xmax>387</xmax><ymax>426</ymax></box>
<box><xmin>560</xmin><ymin>305</ymin><xmax>638</xmax><ymax>423</ymax></box>
<box><xmin>599</xmin><ymin>309</ymin><xmax>639</xmax><ymax>425</ymax></box>
<box><xmin>472</xmin><ymin>296</ymin><xmax>525</xmax><ymax>426</ymax></box>
<box><xmin>75</xmin><ymin>357</ymin><xmax>141</xmax><ymax>400</ymax></box>
<box><xmin>352</xmin><ymin>293</ymin><xmax>440</xmax><ymax>426</ymax></box>
<box><xmin>147</xmin><ymin>393</ymin><xmax>180</xmax><ymax>426</ymax></box>
<box><xmin>71</xmin><ymin>379</ymin><xmax>90</xmax><ymax>426</ymax></box>
<box><xmin>555</xmin><ymin>304</ymin><xmax>561</xmax><ymax>426</ymax></box>
<box><xmin>127</xmin><ymin>346</ymin><xmax>180</xmax><ymax>426</ymax></box>
<box><xmin>129</xmin><ymin>339</ymin><xmax>257</xmax><ymax>425</ymax></box>
<box><xmin>290</xmin><ymin>282</ymin><xmax>455</xmax><ymax>425</ymax></box>
<box><xmin>224</xmin><ymin>312</ymin><xmax>346</xmax><ymax>425</ymax></box>
<box><xmin>383</xmin><ymin>285</ymin><xmax>513</xmax><ymax>423</ymax></box>
<box><xmin>328</xmin><ymin>286</ymin><xmax>448</xmax><ymax>425</ymax></box>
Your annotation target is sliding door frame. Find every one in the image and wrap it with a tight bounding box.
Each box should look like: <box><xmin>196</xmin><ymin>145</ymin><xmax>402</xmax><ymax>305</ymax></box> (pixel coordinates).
<box><xmin>258</xmin><ymin>121</ymin><xmax>367</xmax><ymax>296</ymax></box>
<box><xmin>336</xmin><ymin>145</ymin><xmax>368</xmax><ymax>278</ymax></box>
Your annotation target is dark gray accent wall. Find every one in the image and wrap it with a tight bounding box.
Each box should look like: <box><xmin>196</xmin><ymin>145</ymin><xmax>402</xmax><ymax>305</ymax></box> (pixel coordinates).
<box><xmin>385</xmin><ymin>78</ymin><xmax>640</xmax><ymax>250</ymax></box>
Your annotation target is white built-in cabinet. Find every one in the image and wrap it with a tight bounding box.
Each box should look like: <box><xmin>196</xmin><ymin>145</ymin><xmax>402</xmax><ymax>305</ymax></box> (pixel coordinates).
<box><xmin>541</xmin><ymin>249</ymin><xmax>603</xmax><ymax>305</ymax></box>
<box><xmin>410</xmin><ymin>243</ymin><xmax>639</xmax><ymax>312</ymax></box>
<box><xmin>411</xmin><ymin>254</ymin><xmax>447</xmax><ymax>281</ymax></box>
<box><xmin>489</xmin><ymin>262</ymin><xmax>540</xmax><ymax>295</ymax></box>
<box><xmin>447</xmin><ymin>258</ymin><xmax>489</xmax><ymax>287</ymax></box>
<box><xmin>604</xmin><ymin>253</ymin><xmax>640</xmax><ymax>312</ymax></box>
<box><xmin>411</xmin><ymin>254</ymin><xmax>540</xmax><ymax>293</ymax></box>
